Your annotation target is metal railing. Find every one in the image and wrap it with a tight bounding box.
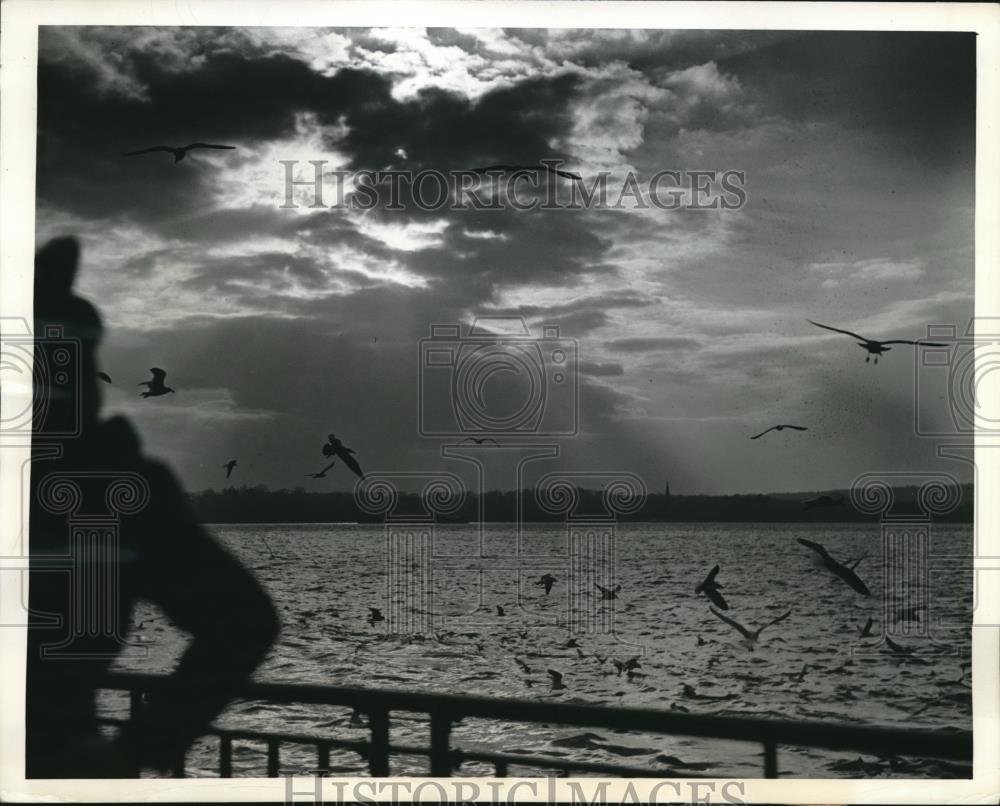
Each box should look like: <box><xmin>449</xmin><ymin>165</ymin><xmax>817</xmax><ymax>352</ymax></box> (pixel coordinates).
<box><xmin>98</xmin><ymin>671</ymin><xmax>971</xmax><ymax>779</ymax></box>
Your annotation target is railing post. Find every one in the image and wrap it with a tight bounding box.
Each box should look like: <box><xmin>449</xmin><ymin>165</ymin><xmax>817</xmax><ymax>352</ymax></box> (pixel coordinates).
<box><xmin>368</xmin><ymin>708</ymin><xmax>390</xmax><ymax>776</ymax></box>
<box><xmin>267</xmin><ymin>739</ymin><xmax>280</xmax><ymax>777</ymax></box>
<box><xmin>494</xmin><ymin>760</ymin><xmax>508</xmax><ymax>776</ymax></box>
<box><xmin>763</xmin><ymin>741</ymin><xmax>778</xmax><ymax>778</ymax></box>
<box><xmin>128</xmin><ymin>689</ymin><xmax>143</xmax><ymax>723</ymax></box>
<box><xmin>429</xmin><ymin>711</ymin><xmax>453</xmax><ymax>777</ymax></box>
<box><xmin>317</xmin><ymin>742</ymin><xmax>330</xmax><ymax>773</ymax></box>
<box><xmin>219</xmin><ymin>735</ymin><xmax>233</xmax><ymax>778</ymax></box>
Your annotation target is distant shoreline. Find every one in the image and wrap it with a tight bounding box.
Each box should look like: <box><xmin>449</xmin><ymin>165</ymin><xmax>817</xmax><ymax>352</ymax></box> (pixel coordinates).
<box><xmin>191</xmin><ymin>483</ymin><xmax>973</xmax><ymax>525</ymax></box>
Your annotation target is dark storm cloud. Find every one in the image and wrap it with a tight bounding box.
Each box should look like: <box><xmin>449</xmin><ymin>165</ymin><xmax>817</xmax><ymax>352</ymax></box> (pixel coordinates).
<box><xmin>718</xmin><ymin>31</ymin><xmax>975</xmax><ymax>167</ymax></box>
<box><xmin>37</xmin><ymin>28</ymin><xmax>584</xmax><ymax>230</ymax></box>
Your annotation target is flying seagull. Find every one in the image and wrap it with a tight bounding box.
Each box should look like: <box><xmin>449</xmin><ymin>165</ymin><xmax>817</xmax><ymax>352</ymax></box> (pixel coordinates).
<box><xmin>808</xmin><ymin>320</ymin><xmax>947</xmax><ymax>364</ymax></box>
<box><xmin>536</xmin><ymin>573</ymin><xmax>557</xmax><ymax>595</ymax></box>
<box><xmin>321</xmin><ymin>434</ymin><xmax>365</xmax><ymax>480</ymax></box>
<box><xmin>797</xmin><ymin>537</ymin><xmax>871</xmax><ymax>596</ymax></box>
<box><xmin>547</xmin><ymin>669</ymin><xmax>567</xmax><ymax>690</ymax></box>
<box><xmin>138</xmin><ymin>368</ymin><xmax>175</xmax><ymax>398</ymax></box>
<box><xmin>695</xmin><ymin>565</ymin><xmax>729</xmax><ymax>610</ymax></box>
<box><xmin>473</xmin><ymin>164</ymin><xmax>582</xmax><ymax>182</ymax></box>
<box><xmin>496</xmin><ymin>605</ymin><xmax>506</xmax><ymax>617</ymax></box>
<box><xmin>122</xmin><ymin>143</ymin><xmax>236</xmax><ymax>163</ymax></box>
<box><xmin>368</xmin><ymin>607</ymin><xmax>385</xmax><ymax>624</ymax></box>
<box><xmin>709</xmin><ymin>606</ymin><xmax>791</xmax><ymax>651</ymax></box>
<box><xmin>595</xmin><ymin>582</ymin><xmax>621</xmax><ymax>600</ymax></box>
<box><xmin>96</xmin><ymin>371</ymin><xmax>112</xmax><ymax>384</ymax></box>
<box><xmin>223</xmin><ymin>460</ymin><xmax>237</xmax><ymax>479</ymax></box>
<box><xmin>803</xmin><ymin>494</ymin><xmax>844</xmax><ymax>510</ymax></box>
<box><xmin>458</xmin><ymin>437</ymin><xmax>500</xmax><ymax>446</ymax></box>
<box><xmin>750</xmin><ymin>424</ymin><xmax>808</xmax><ymax>440</ymax></box>
<box><xmin>857</xmin><ymin>617</ymin><xmax>875</xmax><ymax>638</ymax></box>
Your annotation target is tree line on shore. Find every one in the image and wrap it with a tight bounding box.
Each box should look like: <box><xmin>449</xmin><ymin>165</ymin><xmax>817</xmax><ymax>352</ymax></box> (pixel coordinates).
<box><xmin>188</xmin><ymin>484</ymin><xmax>973</xmax><ymax>524</ymax></box>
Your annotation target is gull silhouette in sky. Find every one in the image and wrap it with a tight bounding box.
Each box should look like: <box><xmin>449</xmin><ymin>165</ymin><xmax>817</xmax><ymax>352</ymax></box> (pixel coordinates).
<box><xmin>138</xmin><ymin>368</ymin><xmax>175</xmax><ymax>398</ymax></box>
<box><xmin>223</xmin><ymin>460</ymin><xmax>237</xmax><ymax>479</ymax></box>
<box><xmin>595</xmin><ymin>582</ymin><xmax>621</xmax><ymax>600</ymax></box>
<box><xmin>797</xmin><ymin>538</ymin><xmax>871</xmax><ymax>596</ymax></box>
<box><xmin>750</xmin><ymin>424</ymin><xmax>808</xmax><ymax>440</ymax></box>
<box><xmin>473</xmin><ymin>164</ymin><xmax>582</xmax><ymax>182</ymax></box>
<box><xmin>122</xmin><ymin>143</ymin><xmax>236</xmax><ymax>163</ymax></box>
<box><xmin>321</xmin><ymin>434</ymin><xmax>365</xmax><ymax>480</ymax></box>
<box><xmin>709</xmin><ymin>607</ymin><xmax>791</xmax><ymax>651</ymax></box>
<box><xmin>695</xmin><ymin>565</ymin><xmax>729</xmax><ymax>610</ymax></box>
<box><xmin>809</xmin><ymin>320</ymin><xmax>947</xmax><ymax>364</ymax></box>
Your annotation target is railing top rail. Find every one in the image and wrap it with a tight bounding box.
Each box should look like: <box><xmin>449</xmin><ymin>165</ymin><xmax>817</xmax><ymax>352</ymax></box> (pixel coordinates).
<box><xmin>100</xmin><ymin>672</ymin><xmax>971</xmax><ymax>762</ymax></box>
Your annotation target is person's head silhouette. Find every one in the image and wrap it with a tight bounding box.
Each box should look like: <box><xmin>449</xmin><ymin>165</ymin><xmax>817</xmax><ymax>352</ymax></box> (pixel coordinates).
<box><xmin>33</xmin><ymin>236</ymin><xmax>102</xmax><ymax>438</ymax></box>
<box><xmin>34</xmin><ymin>236</ymin><xmax>80</xmax><ymax>302</ymax></box>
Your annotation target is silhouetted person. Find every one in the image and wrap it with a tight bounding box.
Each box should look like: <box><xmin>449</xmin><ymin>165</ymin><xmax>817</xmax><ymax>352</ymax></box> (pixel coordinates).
<box><xmin>27</xmin><ymin>237</ymin><xmax>279</xmax><ymax>777</ymax></box>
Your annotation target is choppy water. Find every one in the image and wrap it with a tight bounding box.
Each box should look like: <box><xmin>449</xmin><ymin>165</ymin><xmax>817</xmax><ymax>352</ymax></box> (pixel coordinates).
<box><xmin>105</xmin><ymin>522</ymin><xmax>972</xmax><ymax>778</ymax></box>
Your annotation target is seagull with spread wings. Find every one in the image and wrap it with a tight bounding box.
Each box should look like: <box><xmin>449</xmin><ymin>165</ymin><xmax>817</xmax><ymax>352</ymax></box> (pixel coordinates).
<box><xmin>472</xmin><ymin>164</ymin><xmax>582</xmax><ymax>182</ymax></box>
<box><xmin>536</xmin><ymin>573</ymin><xmax>557</xmax><ymax>595</ymax></box>
<box><xmin>809</xmin><ymin>320</ymin><xmax>947</xmax><ymax>364</ymax></box>
<box><xmin>321</xmin><ymin>434</ymin><xmax>366</xmax><ymax>480</ymax></box>
<box><xmin>223</xmin><ymin>460</ymin><xmax>237</xmax><ymax>479</ymax></box>
<box><xmin>695</xmin><ymin>565</ymin><xmax>729</xmax><ymax>610</ymax></box>
<box><xmin>595</xmin><ymin>582</ymin><xmax>621</xmax><ymax>600</ymax></box>
<box><xmin>709</xmin><ymin>607</ymin><xmax>791</xmax><ymax>651</ymax></box>
<box><xmin>122</xmin><ymin>143</ymin><xmax>236</xmax><ymax>163</ymax></box>
<box><xmin>797</xmin><ymin>537</ymin><xmax>871</xmax><ymax>596</ymax></box>
<box><xmin>750</xmin><ymin>424</ymin><xmax>808</xmax><ymax>440</ymax></box>
<box><xmin>138</xmin><ymin>368</ymin><xmax>175</xmax><ymax>398</ymax></box>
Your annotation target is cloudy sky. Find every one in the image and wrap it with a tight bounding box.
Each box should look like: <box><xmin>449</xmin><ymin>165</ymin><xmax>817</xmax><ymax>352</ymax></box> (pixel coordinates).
<box><xmin>34</xmin><ymin>27</ymin><xmax>975</xmax><ymax>495</ymax></box>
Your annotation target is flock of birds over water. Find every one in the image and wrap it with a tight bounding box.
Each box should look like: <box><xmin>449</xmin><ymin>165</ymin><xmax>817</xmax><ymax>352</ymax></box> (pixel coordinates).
<box><xmin>352</xmin><ymin>533</ymin><xmax>942</xmax><ymax>697</ymax></box>
<box><xmin>105</xmin><ymin>145</ymin><xmax>957</xmax><ymax>682</ymax></box>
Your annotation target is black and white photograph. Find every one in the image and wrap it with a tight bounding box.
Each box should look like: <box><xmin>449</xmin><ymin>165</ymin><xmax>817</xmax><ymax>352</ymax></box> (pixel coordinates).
<box><xmin>1</xmin><ymin>1</ymin><xmax>998</xmax><ymax>803</ymax></box>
